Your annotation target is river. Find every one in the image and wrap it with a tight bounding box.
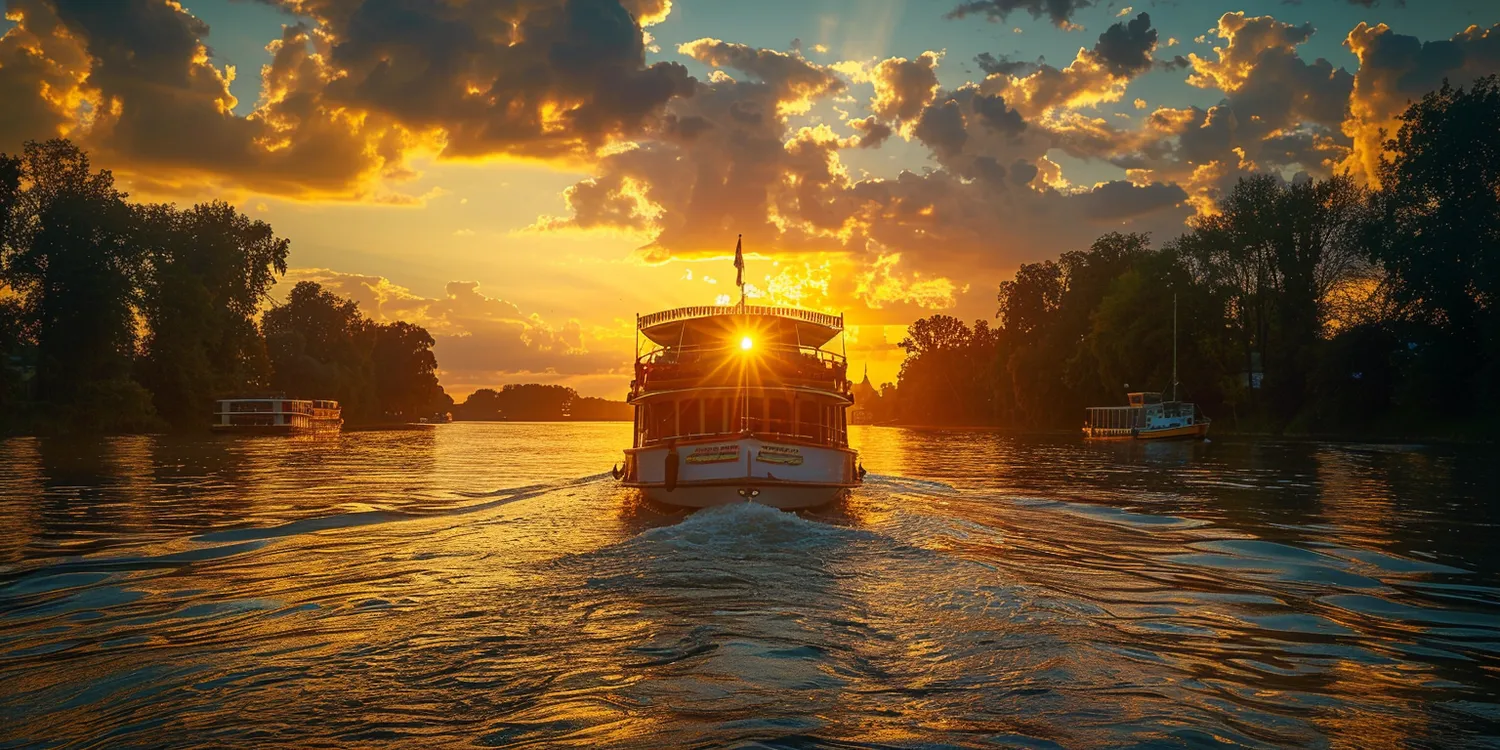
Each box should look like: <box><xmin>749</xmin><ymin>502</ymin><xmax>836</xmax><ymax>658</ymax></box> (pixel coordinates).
<box><xmin>1</xmin><ymin>424</ymin><xmax>1497</xmax><ymax>748</ymax></box>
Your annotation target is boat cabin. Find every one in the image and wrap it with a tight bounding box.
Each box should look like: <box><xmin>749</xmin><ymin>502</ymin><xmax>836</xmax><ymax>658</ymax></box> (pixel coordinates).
<box><xmin>630</xmin><ymin>305</ymin><xmax>851</xmax><ymax>449</ymax></box>
<box><xmin>1085</xmin><ymin>391</ymin><xmax>1201</xmax><ymax>438</ymax></box>
<box><xmin>214</xmin><ymin>397</ymin><xmax>342</xmax><ymax>432</ymax></box>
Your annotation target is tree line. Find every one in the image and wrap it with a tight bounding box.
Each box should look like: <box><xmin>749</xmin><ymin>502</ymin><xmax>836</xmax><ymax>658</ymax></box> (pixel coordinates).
<box><xmin>867</xmin><ymin>76</ymin><xmax>1499</xmax><ymax>437</ymax></box>
<box><xmin>0</xmin><ymin>140</ymin><xmax>451</xmax><ymax>434</ymax></box>
<box><xmin>454</xmin><ymin>384</ymin><xmax>632</xmax><ymax>422</ymax></box>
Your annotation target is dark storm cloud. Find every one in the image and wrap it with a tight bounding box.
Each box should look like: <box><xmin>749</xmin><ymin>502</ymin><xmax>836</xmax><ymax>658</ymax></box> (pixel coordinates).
<box><xmin>0</xmin><ymin>0</ymin><xmax>696</xmax><ymax>197</ymax></box>
<box><xmin>912</xmin><ymin>98</ymin><xmax>969</xmax><ymax>159</ymax></box>
<box><xmin>278</xmin><ymin>0</ymin><xmax>694</xmax><ymax>159</ymax></box>
<box><xmin>848</xmin><ymin>116</ymin><xmax>894</xmax><ymax>149</ymax></box>
<box><xmin>946</xmin><ymin>0</ymin><xmax>1093</xmax><ymax>27</ymax></box>
<box><xmin>1093</xmin><ymin>13</ymin><xmax>1158</xmax><ymax>77</ymax></box>
<box><xmin>972</xmin><ymin>93</ymin><xmax>1026</xmax><ymax>136</ymax></box>
<box><xmin>975</xmin><ymin>52</ymin><xmax>1035</xmax><ymax>76</ymax></box>
<box><xmin>1069</xmin><ymin>180</ymin><xmax>1187</xmax><ymax>220</ymax></box>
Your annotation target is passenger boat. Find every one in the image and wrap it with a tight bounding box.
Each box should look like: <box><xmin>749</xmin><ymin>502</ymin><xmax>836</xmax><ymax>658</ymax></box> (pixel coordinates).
<box><xmin>1084</xmin><ymin>391</ymin><xmax>1209</xmax><ymax>440</ymax></box>
<box><xmin>1083</xmin><ymin>295</ymin><xmax>1210</xmax><ymax>441</ymax></box>
<box><xmin>212</xmin><ymin>397</ymin><xmax>342</xmax><ymax>434</ymax></box>
<box><xmin>618</xmin><ymin>238</ymin><xmax>861</xmax><ymax>509</ymax></box>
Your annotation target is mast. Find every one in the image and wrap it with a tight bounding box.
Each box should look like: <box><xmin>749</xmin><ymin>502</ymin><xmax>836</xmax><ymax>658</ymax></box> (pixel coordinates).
<box><xmin>1172</xmin><ymin>292</ymin><xmax>1178</xmax><ymax>402</ymax></box>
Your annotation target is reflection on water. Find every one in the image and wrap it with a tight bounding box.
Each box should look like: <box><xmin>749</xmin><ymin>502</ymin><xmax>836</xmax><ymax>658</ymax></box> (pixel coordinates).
<box><xmin>1</xmin><ymin>425</ymin><xmax>1498</xmax><ymax>748</ymax></box>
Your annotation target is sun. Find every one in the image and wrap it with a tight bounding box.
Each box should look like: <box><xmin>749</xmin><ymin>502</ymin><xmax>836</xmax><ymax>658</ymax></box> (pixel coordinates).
<box><xmin>740</xmin><ymin>335</ymin><xmax>753</xmax><ymax>351</ymax></box>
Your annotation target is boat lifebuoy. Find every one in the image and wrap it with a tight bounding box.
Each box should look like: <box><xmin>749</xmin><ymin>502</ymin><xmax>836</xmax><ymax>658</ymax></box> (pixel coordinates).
<box><xmin>664</xmin><ymin>444</ymin><xmax>680</xmax><ymax>493</ymax></box>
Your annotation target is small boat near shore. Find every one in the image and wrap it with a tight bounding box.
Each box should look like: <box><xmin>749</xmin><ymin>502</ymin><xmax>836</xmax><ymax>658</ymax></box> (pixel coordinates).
<box><xmin>1083</xmin><ymin>294</ymin><xmax>1210</xmax><ymax>441</ymax></box>
<box><xmin>617</xmin><ymin>237</ymin><xmax>862</xmax><ymax>509</ymax></box>
<box><xmin>1084</xmin><ymin>391</ymin><xmax>1209</xmax><ymax>440</ymax></box>
<box><xmin>212</xmin><ymin>397</ymin><xmax>342</xmax><ymax>434</ymax></box>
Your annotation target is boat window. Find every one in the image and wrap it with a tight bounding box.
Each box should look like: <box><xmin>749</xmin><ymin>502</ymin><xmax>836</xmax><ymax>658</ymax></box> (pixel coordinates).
<box><xmin>679</xmin><ymin>399</ymin><xmax>701</xmax><ymax>437</ymax></box>
<box><xmin>795</xmin><ymin>400</ymin><xmax>818</xmax><ymax>440</ymax></box>
<box><xmin>768</xmin><ymin>399</ymin><xmax>791</xmax><ymax>436</ymax></box>
<box><xmin>703</xmin><ymin>397</ymin><xmax>727</xmax><ymax>435</ymax></box>
<box><xmin>744</xmin><ymin>396</ymin><xmax>764</xmax><ymax>433</ymax></box>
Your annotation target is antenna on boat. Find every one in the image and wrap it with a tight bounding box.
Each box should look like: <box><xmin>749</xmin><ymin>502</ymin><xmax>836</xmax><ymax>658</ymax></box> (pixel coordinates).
<box><xmin>1172</xmin><ymin>292</ymin><xmax>1178</xmax><ymax>403</ymax></box>
<box><xmin>733</xmin><ymin>234</ymin><xmax>746</xmax><ymax>309</ymax></box>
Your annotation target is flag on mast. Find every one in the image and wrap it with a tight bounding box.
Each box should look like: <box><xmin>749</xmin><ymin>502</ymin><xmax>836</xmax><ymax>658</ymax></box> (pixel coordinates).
<box><xmin>733</xmin><ymin>234</ymin><xmax>744</xmax><ymax>291</ymax></box>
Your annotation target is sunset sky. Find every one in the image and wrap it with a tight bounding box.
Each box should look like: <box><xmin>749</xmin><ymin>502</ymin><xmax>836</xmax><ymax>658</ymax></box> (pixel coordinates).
<box><xmin>3</xmin><ymin>0</ymin><xmax>1497</xmax><ymax>398</ymax></box>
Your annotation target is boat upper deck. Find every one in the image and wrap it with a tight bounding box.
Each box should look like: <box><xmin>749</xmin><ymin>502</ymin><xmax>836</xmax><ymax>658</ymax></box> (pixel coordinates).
<box><xmin>639</xmin><ymin>305</ymin><xmax>843</xmax><ymax>348</ymax></box>
<box><xmin>633</xmin><ymin>305</ymin><xmax>850</xmax><ymax>399</ymax></box>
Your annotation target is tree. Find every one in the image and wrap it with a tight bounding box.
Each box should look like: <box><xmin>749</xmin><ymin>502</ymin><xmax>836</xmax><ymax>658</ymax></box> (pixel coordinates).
<box><xmin>996</xmin><ymin>261</ymin><xmax>1063</xmax><ymax>341</ymax></box>
<box><xmin>1174</xmin><ymin>175</ymin><xmax>1373</xmax><ymax>422</ymax></box>
<box><xmin>135</xmin><ymin>201</ymin><xmax>290</xmax><ymax>427</ymax></box>
<box><xmin>263</xmin><ymin>281</ymin><xmax>376</xmax><ymax>419</ymax></box>
<box><xmin>372</xmin><ymin>321</ymin><xmax>446</xmax><ymax>421</ymax></box>
<box><xmin>1374</xmin><ymin>75</ymin><xmax>1500</xmax><ymax>408</ymax></box>
<box><xmin>0</xmin><ymin>140</ymin><xmax>155</xmax><ymax>431</ymax></box>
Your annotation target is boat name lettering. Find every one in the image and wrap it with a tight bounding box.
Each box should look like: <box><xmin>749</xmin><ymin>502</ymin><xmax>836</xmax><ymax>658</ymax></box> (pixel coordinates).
<box><xmin>756</xmin><ymin>445</ymin><xmax>804</xmax><ymax>465</ymax></box>
<box><xmin>685</xmin><ymin>444</ymin><xmax>741</xmax><ymax>464</ymax></box>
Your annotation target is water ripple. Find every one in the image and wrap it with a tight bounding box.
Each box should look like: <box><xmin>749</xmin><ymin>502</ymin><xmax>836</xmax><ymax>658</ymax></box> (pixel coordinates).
<box><xmin>0</xmin><ymin>426</ymin><xmax>1497</xmax><ymax>747</ymax></box>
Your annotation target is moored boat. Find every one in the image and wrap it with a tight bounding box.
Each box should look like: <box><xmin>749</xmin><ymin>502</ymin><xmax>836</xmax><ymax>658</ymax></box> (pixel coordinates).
<box><xmin>1084</xmin><ymin>391</ymin><xmax>1209</xmax><ymax>440</ymax></box>
<box><xmin>618</xmin><ymin>237</ymin><xmax>861</xmax><ymax>509</ymax></box>
<box><xmin>1083</xmin><ymin>294</ymin><xmax>1210</xmax><ymax>441</ymax></box>
<box><xmin>212</xmin><ymin>397</ymin><xmax>342</xmax><ymax>434</ymax></box>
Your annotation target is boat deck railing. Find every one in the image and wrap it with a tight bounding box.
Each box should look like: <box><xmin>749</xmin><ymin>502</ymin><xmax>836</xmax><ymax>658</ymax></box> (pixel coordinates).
<box><xmin>635</xmin><ymin>343</ymin><xmax>849</xmax><ymax>395</ymax></box>
<box><xmin>638</xmin><ymin>306</ymin><xmax>844</xmax><ymax>331</ymax></box>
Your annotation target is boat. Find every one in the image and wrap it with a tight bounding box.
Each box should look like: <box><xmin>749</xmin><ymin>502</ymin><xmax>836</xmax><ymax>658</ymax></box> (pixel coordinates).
<box><xmin>1083</xmin><ymin>295</ymin><xmax>1210</xmax><ymax>441</ymax></box>
<box><xmin>618</xmin><ymin>237</ymin><xmax>862</xmax><ymax>509</ymax></box>
<box><xmin>212</xmin><ymin>397</ymin><xmax>343</xmax><ymax>434</ymax></box>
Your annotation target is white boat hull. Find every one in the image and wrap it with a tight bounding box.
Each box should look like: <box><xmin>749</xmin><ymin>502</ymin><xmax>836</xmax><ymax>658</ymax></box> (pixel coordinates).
<box><xmin>638</xmin><ymin>482</ymin><xmax>850</xmax><ymax>509</ymax></box>
<box><xmin>623</xmin><ymin>436</ymin><xmax>858</xmax><ymax>510</ymax></box>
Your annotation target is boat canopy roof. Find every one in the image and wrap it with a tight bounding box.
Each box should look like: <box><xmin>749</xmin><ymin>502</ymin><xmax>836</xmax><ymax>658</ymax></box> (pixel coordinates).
<box><xmin>639</xmin><ymin>305</ymin><xmax>844</xmax><ymax>348</ymax></box>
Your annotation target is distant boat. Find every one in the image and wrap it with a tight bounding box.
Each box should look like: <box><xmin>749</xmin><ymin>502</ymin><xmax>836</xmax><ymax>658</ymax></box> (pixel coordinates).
<box><xmin>212</xmin><ymin>397</ymin><xmax>342</xmax><ymax>434</ymax></box>
<box><xmin>617</xmin><ymin>236</ymin><xmax>862</xmax><ymax>509</ymax></box>
<box><xmin>1083</xmin><ymin>294</ymin><xmax>1210</xmax><ymax>441</ymax></box>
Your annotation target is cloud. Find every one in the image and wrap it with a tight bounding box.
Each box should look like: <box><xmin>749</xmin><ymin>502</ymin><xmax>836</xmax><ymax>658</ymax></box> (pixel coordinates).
<box><xmin>847</xmin><ymin>115</ymin><xmax>894</xmax><ymax>149</ymax></box>
<box><xmin>1092</xmin><ymin>12</ymin><xmax>1157</xmax><ymax>77</ymax></box>
<box><xmin>946</xmin><ymin>0</ymin><xmax>1094</xmax><ymax>28</ymax></box>
<box><xmin>532</xmin><ymin>34</ymin><xmax>1195</xmax><ymax>319</ymax></box>
<box><xmin>979</xmin><ymin>12</ymin><xmax>1164</xmax><ymax>119</ymax></box>
<box><xmin>0</xmin><ymin>0</ymin><xmax>694</xmax><ymax>199</ymax></box>
<box><xmin>1340</xmin><ymin>21</ymin><xmax>1500</xmax><ymax>184</ymax></box>
<box><xmin>975</xmin><ymin>52</ymin><xmax>1036</xmax><ymax>76</ymax></box>
<box><xmin>865</xmin><ymin>51</ymin><xmax>943</xmax><ymax>123</ymax></box>
<box><xmin>1069</xmin><ymin>179</ymin><xmax>1187</xmax><ymax>220</ymax></box>
<box><xmin>679</xmin><ymin>38</ymin><xmax>844</xmax><ymax>114</ymax></box>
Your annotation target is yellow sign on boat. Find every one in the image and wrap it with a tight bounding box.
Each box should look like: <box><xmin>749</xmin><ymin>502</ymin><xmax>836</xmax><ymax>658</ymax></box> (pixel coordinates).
<box><xmin>756</xmin><ymin>445</ymin><xmax>804</xmax><ymax>465</ymax></box>
<box><xmin>686</xmin><ymin>444</ymin><xmax>741</xmax><ymax>464</ymax></box>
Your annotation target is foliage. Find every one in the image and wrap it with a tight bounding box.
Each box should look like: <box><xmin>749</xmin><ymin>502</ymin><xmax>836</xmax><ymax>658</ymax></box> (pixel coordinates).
<box><xmin>1373</xmin><ymin>74</ymin><xmax>1500</xmax><ymax>410</ymax></box>
<box><xmin>454</xmin><ymin>384</ymin><xmax>630</xmax><ymax>421</ymax></box>
<box><xmin>882</xmin><ymin>76</ymin><xmax>1498</xmax><ymax>436</ymax></box>
<box><xmin>134</xmin><ymin>201</ymin><xmax>290</xmax><ymax>427</ymax></box>
<box><xmin>373</xmin><ymin>321</ymin><xmax>449</xmax><ymax>421</ymax></box>
<box><xmin>0</xmin><ymin>140</ymin><xmax>452</xmax><ymax>434</ymax></box>
<box><xmin>0</xmin><ymin>140</ymin><xmax>156</xmax><ymax>432</ymax></box>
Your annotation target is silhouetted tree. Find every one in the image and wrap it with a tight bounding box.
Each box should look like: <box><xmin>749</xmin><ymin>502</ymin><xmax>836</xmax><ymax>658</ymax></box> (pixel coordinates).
<box><xmin>372</xmin><ymin>320</ymin><xmax>447</xmax><ymax>421</ymax></box>
<box><xmin>1373</xmin><ymin>75</ymin><xmax>1500</xmax><ymax>410</ymax></box>
<box><xmin>135</xmin><ymin>201</ymin><xmax>290</xmax><ymax>427</ymax></box>
<box><xmin>0</xmin><ymin>140</ymin><xmax>155</xmax><ymax>431</ymax></box>
<box><xmin>263</xmin><ymin>281</ymin><xmax>376</xmax><ymax>419</ymax></box>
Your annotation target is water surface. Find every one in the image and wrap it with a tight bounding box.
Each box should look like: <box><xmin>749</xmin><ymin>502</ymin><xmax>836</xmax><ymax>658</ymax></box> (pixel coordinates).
<box><xmin>1</xmin><ymin>425</ymin><xmax>1498</xmax><ymax>748</ymax></box>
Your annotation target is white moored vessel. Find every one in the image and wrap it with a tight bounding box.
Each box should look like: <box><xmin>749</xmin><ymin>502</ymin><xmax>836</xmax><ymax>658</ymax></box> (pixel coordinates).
<box><xmin>618</xmin><ymin>238</ymin><xmax>861</xmax><ymax>509</ymax></box>
<box><xmin>1083</xmin><ymin>294</ymin><xmax>1210</xmax><ymax>441</ymax></box>
<box><xmin>212</xmin><ymin>397</ymin><xmax>342</xmax><ymax>434</ymax></box>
